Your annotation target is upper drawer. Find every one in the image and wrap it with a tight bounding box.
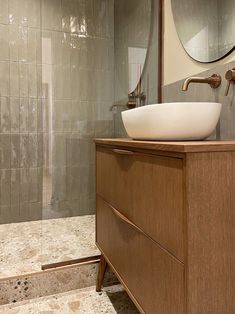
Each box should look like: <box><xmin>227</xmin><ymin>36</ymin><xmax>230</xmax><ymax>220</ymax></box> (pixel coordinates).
<box><xmin>96</xmin><ymin>146</ymin><xmax>185</xmax><ymax>261</ymax></box>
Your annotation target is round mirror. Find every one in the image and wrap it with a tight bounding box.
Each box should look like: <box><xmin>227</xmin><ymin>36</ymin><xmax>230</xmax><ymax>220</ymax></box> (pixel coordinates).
<box><xmin>171</xmin><ymin>0</ymin><xmax>235</xmax><ymax>63</ymax></box>
<box><xmin>114</xmin><ymin>0</ymin><xmax>152</xmax><ymax>96</ymax></box>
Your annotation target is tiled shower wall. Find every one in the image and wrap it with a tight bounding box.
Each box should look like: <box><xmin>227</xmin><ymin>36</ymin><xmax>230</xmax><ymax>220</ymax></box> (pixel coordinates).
<box><xmin>0</xmin><ymin>0</ymin><xmax>114</xmax><ymax>223</ymax></box>
<box><xmin>0</xmin><ymin>0</ymin><xmax>43</xmax><ymax>223</ymax></box>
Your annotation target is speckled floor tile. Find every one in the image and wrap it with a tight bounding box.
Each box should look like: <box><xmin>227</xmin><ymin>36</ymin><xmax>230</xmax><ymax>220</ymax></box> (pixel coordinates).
<box><xmin>41</xmin><ymin>215</ymin><xmax>99</xmax><ymax>265</ymax></box>
<box><xmin>0</xmin><ymin>285</ymin><xmax>139</xmax><ymax>314</ymax></box>
<box><xmin>0</xmin><ymin>215</ymin><xmax>99</xmax><ymax>279</ymax></box>
<box><xmin>0</xmin><ymin>264</ymin><xmax>117</xmax><ymax>306</ymax></box>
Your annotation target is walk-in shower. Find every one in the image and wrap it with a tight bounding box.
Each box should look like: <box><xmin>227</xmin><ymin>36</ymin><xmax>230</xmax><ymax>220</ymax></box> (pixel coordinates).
<box><xmin>0</xmin><ymin>0</ymin><xmax>115</xmax><ymax>278</ymax></box>
<box><xmin>0</xmin><ymin>0</ymin><xmax>159</xmax><ymax>285</ymax></box>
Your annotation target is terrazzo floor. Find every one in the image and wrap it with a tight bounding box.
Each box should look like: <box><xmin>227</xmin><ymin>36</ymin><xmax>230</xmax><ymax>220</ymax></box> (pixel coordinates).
<box><xmin>0</xmin><ymin>215</ymin><xmax>99</xmax><ymax>278</ymax></box>
<box><xmin>0</xmin><ymin>285</ymin><xmax>139</xmax><ymax>314</ymax></box>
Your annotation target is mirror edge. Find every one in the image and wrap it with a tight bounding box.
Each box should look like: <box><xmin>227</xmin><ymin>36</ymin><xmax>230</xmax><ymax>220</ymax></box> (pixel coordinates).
<box><xmin>158</xmin><ymin>0</ymin><xmax>164</xmax><ymax>102</ymax></box>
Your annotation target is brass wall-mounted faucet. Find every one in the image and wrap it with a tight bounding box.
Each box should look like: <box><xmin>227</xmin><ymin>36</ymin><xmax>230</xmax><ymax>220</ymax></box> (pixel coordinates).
<box><xmin>224</xmin><ymin>68</ymin><xmax>235</xmax><ymax>96</ymax></box>
<box><xmin>182</xmin><ymin>74</ymin><xmax>221</xmax><ymax>91</ymax></box>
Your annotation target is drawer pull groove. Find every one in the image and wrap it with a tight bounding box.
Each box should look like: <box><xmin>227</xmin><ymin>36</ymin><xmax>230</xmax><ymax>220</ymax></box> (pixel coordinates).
<box><xmin>112</xmin><ymin>149</ymin><xmax>134</xmax><ymax>156</ymax></box>
<box><xmin>110</xmin><ymin>204</ymin><xmax>145</xmax><ymax>235</ymax></box>
<box><xmin>99</xmin><ymin>196</ymin><xmax>184</xmax><ymax>265</ymax></box>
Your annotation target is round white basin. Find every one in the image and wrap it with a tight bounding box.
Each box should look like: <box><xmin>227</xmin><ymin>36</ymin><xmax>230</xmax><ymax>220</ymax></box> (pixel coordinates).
<box><xmin>121</xmin><ymin>102</ymin><xmax>222</xmax><ymax>141</ymax></box>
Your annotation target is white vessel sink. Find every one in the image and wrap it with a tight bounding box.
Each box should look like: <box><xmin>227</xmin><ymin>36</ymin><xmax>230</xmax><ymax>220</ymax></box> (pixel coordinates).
<box><xmin>121</xmin><ymin>102</ymin><xmax>222</xmax><ymax>141</ymax></box>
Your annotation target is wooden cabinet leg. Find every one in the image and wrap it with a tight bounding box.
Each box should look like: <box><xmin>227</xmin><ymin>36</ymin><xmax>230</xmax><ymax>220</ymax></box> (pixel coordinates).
<box><xmin>96</xmin><ymin>254</ymin><xmax>107</xmax><ymax>292</ymax></box>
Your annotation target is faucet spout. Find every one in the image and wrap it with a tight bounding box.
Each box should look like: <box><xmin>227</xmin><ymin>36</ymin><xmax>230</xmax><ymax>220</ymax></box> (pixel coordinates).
<box><xmin>182</xmin><ymin>74</ymin><xmax>221</xmax><ymax>91</ymax></box>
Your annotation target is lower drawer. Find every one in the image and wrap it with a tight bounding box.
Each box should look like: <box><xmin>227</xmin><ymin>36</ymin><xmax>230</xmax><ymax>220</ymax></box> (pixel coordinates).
<box><xmin>96</xmin><ymin>196</ymin><xmax>185</xmax><ymax>314</ymax></box>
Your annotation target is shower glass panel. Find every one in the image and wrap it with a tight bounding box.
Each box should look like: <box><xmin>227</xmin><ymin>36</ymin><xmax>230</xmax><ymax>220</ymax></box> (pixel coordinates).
<box><xmin>40</xmin><ymin>0</ymin><xmax>114</xmax><ymax>266</ymax></box>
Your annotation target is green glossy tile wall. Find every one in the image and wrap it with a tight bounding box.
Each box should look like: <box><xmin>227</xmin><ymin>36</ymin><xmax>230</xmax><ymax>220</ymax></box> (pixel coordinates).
<box><xmin>0</xmin><ymin>0</ymin><xmax>115</xmax><ymax>223</ymax></box>
<box><xmin>0</xmin><ymin>0</ymin><xmax>43</xmax><ymax>223</ymax></box>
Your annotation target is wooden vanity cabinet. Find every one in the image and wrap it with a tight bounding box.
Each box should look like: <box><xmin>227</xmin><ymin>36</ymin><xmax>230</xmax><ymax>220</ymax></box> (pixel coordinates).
<box><xmin>95</xmin><ymin>139</ymin><xmax>235</xmax><ymax>314</ymax></box>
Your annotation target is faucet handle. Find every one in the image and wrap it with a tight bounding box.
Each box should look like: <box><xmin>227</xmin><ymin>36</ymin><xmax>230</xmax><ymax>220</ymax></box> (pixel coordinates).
<box><xmin>225</xmin><ymin>68</ymin><xmax>235</xmax><ymax>96</ymax></box>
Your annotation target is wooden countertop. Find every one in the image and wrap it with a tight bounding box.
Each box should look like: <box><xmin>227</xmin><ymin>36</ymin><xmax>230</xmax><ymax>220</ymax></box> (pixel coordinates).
<box><xmin>95</xmin><ymin>138</ymin><xmax>235</xmax><ymax>153</ymax></box>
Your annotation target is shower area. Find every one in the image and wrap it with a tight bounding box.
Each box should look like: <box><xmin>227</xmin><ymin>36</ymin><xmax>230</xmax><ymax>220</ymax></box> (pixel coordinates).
<box><xmin>0</xmin><ymin>0</ymin><xmax>159</xmax><ymax>292</ymax></box>
<box><xmin>0</xmin><ymin>0</ymin><xmax>115</xmax><ymax>278</ymax></box>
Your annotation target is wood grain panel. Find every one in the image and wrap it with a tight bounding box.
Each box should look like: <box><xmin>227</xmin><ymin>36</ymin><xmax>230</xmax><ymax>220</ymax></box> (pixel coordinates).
<box><xmin>186</xmin><ymin>152</ymin><xmax>235</xmax><ymax>314</ymax></box>
<box><xmin>96</xmin><ymin>146</ymin><xmax>185</xmax><ymax>261</ymax></box>
<box><xmin>95</xmin><ymin>138</ymin><xmax>235</xmax><ymax>153</ymax></box>
<box><xmin>96</xmin><ymin>196</ymin><xmax>185</xmax><ymax>314</ymax></box>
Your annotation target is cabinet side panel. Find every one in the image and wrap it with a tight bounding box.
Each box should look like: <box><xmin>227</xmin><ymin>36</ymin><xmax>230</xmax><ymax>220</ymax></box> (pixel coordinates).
<box><xmin>186</xmin><ymin>152</ymin><xmax>235</xmax><ymax>314</ymax></box>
